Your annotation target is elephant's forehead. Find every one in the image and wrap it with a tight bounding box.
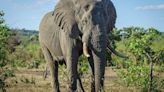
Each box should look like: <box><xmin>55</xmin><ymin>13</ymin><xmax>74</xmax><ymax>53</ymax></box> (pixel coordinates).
<box><xmin>78</xmin><ymin>0</ymin><xmax>94</xmax><ymax>5</ymax></box>
<box><xmin>78</xmin><ymin>0</ymin><xmax>103</xmax><ymax>8</ymax></box>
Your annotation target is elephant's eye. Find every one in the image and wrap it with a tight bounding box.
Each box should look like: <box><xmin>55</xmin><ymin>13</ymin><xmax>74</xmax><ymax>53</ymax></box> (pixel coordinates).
<box><xmin>84</xmin><ymin>4</ymin><xmax>90</xmax><ymax>11</ymax></box>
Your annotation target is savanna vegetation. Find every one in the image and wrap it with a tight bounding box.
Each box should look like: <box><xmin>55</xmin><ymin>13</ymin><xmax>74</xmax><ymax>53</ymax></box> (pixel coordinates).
<box><xmin>0</xmin><ymin>10</ymin><xmax>164</xmax><ymax>92</ymax></box>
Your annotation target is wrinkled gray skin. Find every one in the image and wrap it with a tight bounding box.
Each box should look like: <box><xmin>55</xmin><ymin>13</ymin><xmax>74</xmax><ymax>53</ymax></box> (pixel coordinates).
<box><xmin>39</xmin><ymin>0</ymin><xmax>122</xmax><ymax>92</ymax></box>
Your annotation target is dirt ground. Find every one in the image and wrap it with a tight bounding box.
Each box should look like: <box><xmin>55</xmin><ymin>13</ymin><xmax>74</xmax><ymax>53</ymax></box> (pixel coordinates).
<box><xmin>5</xmin><ymin>67</ymin><xmax>160</xmax><ymax>92</ymax></box>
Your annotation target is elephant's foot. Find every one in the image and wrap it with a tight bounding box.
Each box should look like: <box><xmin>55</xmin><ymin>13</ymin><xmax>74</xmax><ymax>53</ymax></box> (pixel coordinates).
<box><xmin>51</xmin><ymin>88</ymin><xmax>60</xmax><ymax>92</ymax></box>
<box><xmin>77</xmin><ymin>87</ymin><xmax>85</xmax><ymax>92</ymax></box>
<box><xmin>89</xmin><ymin>75</ymin><xmax>95</xmax><ymax>92</ymax></box>
<box><xmin>66</xmin><ymin>85</ymin><xmax>77</xmax><ymax>92</ymax></box>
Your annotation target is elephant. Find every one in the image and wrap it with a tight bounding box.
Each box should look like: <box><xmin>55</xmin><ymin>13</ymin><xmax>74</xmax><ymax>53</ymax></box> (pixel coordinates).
<box><xmin>39</xmin><ymin>0</ymin><xmax>127</xmax><ymax>92</ymax></box>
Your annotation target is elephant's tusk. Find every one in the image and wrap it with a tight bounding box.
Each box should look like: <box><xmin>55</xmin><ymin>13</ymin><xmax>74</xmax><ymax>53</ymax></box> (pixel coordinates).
<box><xmin>106</xmin><ymin>39</ymin><xmax>128</xmax><ymax>59</ymax></box>
<box><xmin>83</xmin><ymin>42</ymin><xmax>90</xmax><ymax>57</ymax></box>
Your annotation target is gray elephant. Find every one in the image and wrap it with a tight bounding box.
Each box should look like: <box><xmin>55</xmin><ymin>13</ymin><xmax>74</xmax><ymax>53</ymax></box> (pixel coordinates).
<box><xmin>39</xmin><ymin>0</ymin><xmax>126</xmax><ymax>92</ymax></box>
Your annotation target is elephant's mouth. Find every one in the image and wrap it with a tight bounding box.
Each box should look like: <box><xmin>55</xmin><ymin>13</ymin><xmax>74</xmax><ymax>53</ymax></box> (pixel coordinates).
<box><xmin>83</xmin><ymin>39</ymin><xmax>128</xmax><ymax>58</ymax></box>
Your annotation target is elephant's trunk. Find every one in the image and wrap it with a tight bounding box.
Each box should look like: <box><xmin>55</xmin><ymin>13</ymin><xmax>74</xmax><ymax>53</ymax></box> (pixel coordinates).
<box><xmin>92</xmin><ymin>50</ymin><xmax>106</xmax><ymax>92</ymax></box>
<box><xmin>91</xmin><ymin>27</ymin><xmax>106</xmax><ymax>91</ymax></box>
<box><xmin>83</xmin><ymin>42</ymin><xmax>90</xmax><ymax>57</ymax></box>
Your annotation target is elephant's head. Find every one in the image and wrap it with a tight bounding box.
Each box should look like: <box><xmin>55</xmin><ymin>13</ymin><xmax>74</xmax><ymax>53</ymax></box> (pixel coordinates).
<box><xmin>72</xmin><ymin>0</ymin><xmax>127</xmax><ymax>59</ymax></box>
<box><xmin>72</xmin><ymin>0</ymin><xmax>114</xmax><ymax>57</ymax></box>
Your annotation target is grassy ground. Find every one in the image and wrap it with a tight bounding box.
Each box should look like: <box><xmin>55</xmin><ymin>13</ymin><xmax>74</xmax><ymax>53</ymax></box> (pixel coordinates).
<box><xmin>5</xmin><ymin>67</ymin><xmax>163</xmax><ymax>92</ymax></box>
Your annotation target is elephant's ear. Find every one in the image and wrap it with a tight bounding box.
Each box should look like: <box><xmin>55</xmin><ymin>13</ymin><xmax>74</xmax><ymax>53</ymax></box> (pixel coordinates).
<box><xmin>53</xmin><ymin>0</ymin><xmax>79</xmax><ymax>39</ymax></box>
<box><xmin>105</xmin><ymin>0</ymin><xmax>117</xmax><ymax>33</ymax></box>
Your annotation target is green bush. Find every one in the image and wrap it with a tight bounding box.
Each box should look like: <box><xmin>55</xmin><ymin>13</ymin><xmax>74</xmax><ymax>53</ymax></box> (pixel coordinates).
<box><xmin>8</xmin><ymin>38</ymin><xmax>44</xmax><ymax>68</ymax></box>
<box><xmin>0</xmin><ymin>10</ymin><xmax>14</xmax><ymax>92</ymax></box>
<box><xmin>78</xmin><ymin>55</ymin><xmax>88</xmax><ymax>75</ymax></box>
<box><xmin>8</xmin><ymin>46</ymin><xmax>30</xmax><ymax>67</ymax></box>
<box><xmin>113</xmin><ymin>27</ymin><xmax>163</xmax><ymax>91</ymax></box>
<box><xmin>118</xmin><ymin>63</ymin><xmax>150</xmax><ymax>90</ymax></box>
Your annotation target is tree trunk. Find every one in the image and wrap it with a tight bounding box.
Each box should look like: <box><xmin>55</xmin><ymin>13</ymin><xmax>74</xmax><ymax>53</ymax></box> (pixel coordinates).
<box><xmin>148</xmin><ymin>61</ymin><xmax>153</xmax><ymax>92</ymax></box>
<box><xmin>146</xmin><ymin>52</ymin><xmax>153</xmax><ymax>92</ymax></box>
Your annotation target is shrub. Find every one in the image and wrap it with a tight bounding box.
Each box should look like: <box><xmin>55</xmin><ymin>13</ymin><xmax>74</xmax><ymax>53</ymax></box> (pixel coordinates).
<box><xmin>0</xmin><ymin>10</ymin><xmax>14</xmax><ymax>92</ymax></box>
<box><xmin>114</xmin><ymin>27</ymin><xmax>163</xmax><ymax>91</ymax></box>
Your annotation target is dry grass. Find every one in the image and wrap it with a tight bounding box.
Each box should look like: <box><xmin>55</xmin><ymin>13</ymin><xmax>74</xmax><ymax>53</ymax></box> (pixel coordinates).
<box><xmin>5</xmin><ymin>67</ymin><xmax>161</xmax><ymax>92</ymax></box>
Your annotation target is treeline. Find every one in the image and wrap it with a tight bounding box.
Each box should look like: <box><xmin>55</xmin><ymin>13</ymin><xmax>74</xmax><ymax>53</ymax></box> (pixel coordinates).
<box><xmin>10</xmin><ymin>28</ymin><xmax>38</xmax><ymax>36</ymax></box>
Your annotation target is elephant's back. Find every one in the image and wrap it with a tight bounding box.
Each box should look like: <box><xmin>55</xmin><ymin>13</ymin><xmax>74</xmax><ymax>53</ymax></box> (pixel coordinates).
<box><xmin>39</xmin><ymin>11</ymin><xmax>54</xmax><ymax>33</ymax></box>
<box><xmin>39</xmin><ymin>11</ymin><xmax>59</xmax><ymax>43</ymax></box>
<box><xmin>39</xmin><ymin>11</ymin><xmax>54</xmax><ymax>45</ymax></box>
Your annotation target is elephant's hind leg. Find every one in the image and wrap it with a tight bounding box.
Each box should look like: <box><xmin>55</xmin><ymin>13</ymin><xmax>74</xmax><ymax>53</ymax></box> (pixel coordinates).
<box><xmin>41</xmin><ymin>46</ymin><xmax>60</xmax><ymax>92</ymax></box>
<box><xmin>43</xmin><ymin>65</ymin><xmax>49</xmax><ymax>80</ymax></box>
<box><xmin>77</xmin><ymin>73</ymin><xmax>85</xmax><ymax>92</ymax></box>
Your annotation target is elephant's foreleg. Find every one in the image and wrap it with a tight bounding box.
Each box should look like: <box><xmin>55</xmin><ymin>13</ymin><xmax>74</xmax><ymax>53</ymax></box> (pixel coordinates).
<box><xmin>41</xmin><ymin>46</ymin><xmax>60</xmax><ymax>92</ymax></box>
<box><xmin>66</xmin><ymin>57</ymin><xmax>78</xmax><ymax>92</ymax></box>
<box><xmin>88</xmin><ymin>56</ymin><xmax>95</xmax><ymax>92</ymax></box>
<box><xmin>60</xmin><ymin>33</ymin><xmax>80</xmax><ymax>92</ymax></box>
